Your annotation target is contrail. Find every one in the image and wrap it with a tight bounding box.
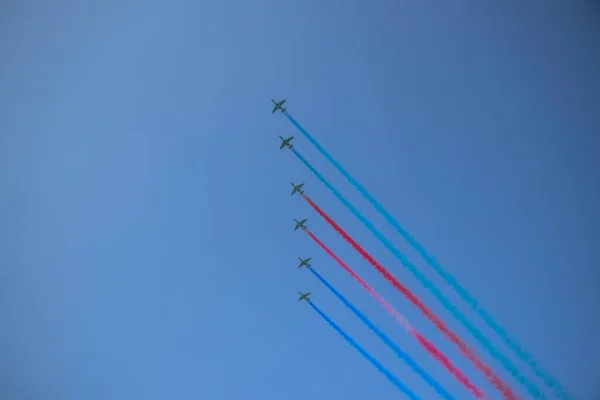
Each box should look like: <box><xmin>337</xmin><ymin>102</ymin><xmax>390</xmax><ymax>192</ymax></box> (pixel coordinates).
<box><xmin>307</xmin><ymin>266</ymin><xmax>455</xmax><ymax>400</ymax></box>
<box><xmin>305</xmin><ymin>228</ymin><xmax>485</xmax><ymax>399</ymax></box>
<box><xmin>293</xmin><ymin>171</ymin><xmax>519</xmax><ymax>399</ymax></box>
<box><xmin>306</xmin><ymin>300</ymin><xmax>421</xmax><ymax>400</ymax></box>
<box><xmin>283</xmin><ymin>110</ymin><xmax>569</xmax><ymax>400</ymax></box>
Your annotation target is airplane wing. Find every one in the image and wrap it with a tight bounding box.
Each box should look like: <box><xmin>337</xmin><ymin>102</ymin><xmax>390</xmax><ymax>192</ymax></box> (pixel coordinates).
<box><xmin>298</xmin><ymin>183</ymin><xmax>304</xmax><ymax>189</ymax></box>
<box><xmin>272</xmin><ymin>105</ymin><xmax>278</xmax><ymax>114</ymax></box>
<box><xmin>279</xmin><ymin>141</ymin><xmax>285</xmax><ymax>149</ymax></box>
<box><xmin>279</xmin><ymin>100</ymin><xmax>286</xmax><ymax>106</ymax></box>
<box><xmin>300</xmin><ymin>219</ymin><xmax>307</xmax><ymax>224</ymax></box>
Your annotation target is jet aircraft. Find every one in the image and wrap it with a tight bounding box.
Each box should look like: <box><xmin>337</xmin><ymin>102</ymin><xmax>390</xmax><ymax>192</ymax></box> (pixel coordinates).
<box><xmin>293</xmin><ymin>218</ymin><xmax>307</xmax><ymax>231</ymax></box>
<box><xmin>290</xmin><ymin>182</ymin><xmax>304</xmax><ymax>195</ymax></box>
<box><xmin>271</xmin><ymin>98</ymin><xmax>287</xmax><ymax>113</ymax></box>
<box><xmin>297</xmin><ymin>257</ymin><xmax>312</xmax><ymax>268</ymax></box>
<box><xmin>279</xmin><ymin>135</ymin><xmax>294</xmax><ymax>150</ymax></box>
<box><xmin>297</xmin><ymin>291</ymin><xmax>311</xmax><ymax>302</ymax></box>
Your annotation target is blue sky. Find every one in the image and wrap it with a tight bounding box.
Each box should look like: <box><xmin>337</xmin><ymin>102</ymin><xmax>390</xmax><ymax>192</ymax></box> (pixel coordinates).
<box><xmin>1</xmin><ymin>1</ymin><xmax>599</xmax><ymax>399</ymax></box>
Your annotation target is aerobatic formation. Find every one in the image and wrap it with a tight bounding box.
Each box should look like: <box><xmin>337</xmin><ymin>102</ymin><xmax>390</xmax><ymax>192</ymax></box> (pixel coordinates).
<box><xmin>270</xmin><ymin>98</ymin><xmax>573</xmax><ymax>400</ymax></box>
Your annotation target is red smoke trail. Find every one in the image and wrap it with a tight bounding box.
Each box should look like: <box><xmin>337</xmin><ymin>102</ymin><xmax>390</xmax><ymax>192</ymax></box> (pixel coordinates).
<box><xmin>305</xmin><ymin>228</ymin><xmax>486</xmax><ymax>399</ymax></box>
<box><xmin>302</xmin><ymin>194</ymin><xmax>518</xmax><ymax>400</ymax></box>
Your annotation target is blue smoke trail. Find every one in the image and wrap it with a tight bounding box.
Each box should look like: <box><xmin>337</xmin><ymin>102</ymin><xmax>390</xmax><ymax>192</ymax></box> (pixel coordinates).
<box><xmin>292</xmin><ymin>147</ymin><xmax>542</xmax><ymax>399</ymax></box>
<box><xmin>284</xmin><ymin>111</ymin><xmax>570</xmax><ymax>400</ymax></box>
<box><xmin>307</xmin><ymin>300</ymin><xmax>421</xmax><ymax>400</ymax></box>
<box><xmin>307</xmin><ymin>266</ymin><xmax>455</xmax><ymax>400</ymax></box>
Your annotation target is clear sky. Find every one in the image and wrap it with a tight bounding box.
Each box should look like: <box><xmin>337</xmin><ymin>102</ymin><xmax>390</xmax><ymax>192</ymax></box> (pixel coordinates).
<box><xmin>1</xmin><ymin>1</ymin><xmax>599</xmax><ymax>399</ymax></box>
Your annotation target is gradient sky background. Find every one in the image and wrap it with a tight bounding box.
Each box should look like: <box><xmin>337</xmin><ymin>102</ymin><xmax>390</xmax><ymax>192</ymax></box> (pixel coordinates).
<box><xmin>1</xmin><ymin>1</ymin><xmax>599</xmax><ymax>399</ymax></box>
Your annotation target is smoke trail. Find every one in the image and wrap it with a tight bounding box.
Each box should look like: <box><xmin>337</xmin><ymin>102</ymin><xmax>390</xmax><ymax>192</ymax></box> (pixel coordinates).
<box><xmin>303</xmin><ymin>194</ymin><xmax>517</xmax><ymax>400</ymax></box>
<box><xmin>283</xmin><ymin>111</ymin><xmax>569</xmax><ymax>400</ymax></box>
<box><xmin>307</xmin><ymin>267</ymin><xmax>455</xmax><ymax>400</ymax></box>
<box><xmin>305</xmin><ymin>228</ymin><xmax>485</xmax><ymax>399</ymax></box>
<box><xmin>306</xmin><ymin>300</ymin><xmax>421</xmax><ymax>400</ymax></box>
<box><xmin>289</xmin><ymin>161</ymin><xmax>521</xmax><ymax>400</ymax></box>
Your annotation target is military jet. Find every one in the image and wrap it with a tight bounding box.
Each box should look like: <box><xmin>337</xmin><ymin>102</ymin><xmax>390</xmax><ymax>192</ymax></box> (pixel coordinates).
<box><xmin>297</xmin><ymin>291</ymin><xmax>311</xmax><ymax>302</ymax></box>
<box><xmin>290</xmin><ymin>182</ymin><xmax>304</xmax><ymax>196</ymax></box>
<box><xmin>297</xmin><ymin>257</ymin><xmax>312</xmax><ymax>268</ymax></box>
<box><xmin>279</xmin><ymin>135</ymin><xmax>294</xmax><ymax>150</ymax></box>
<box><xmin>271</xmin><ymin>98</ymin><xmax>287</xmax><ymax>114</ymax></box>
<box><xmin>293</xmin><ymin>218</ymin><xmax>307</xmax><ymax>231</ymax></box>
